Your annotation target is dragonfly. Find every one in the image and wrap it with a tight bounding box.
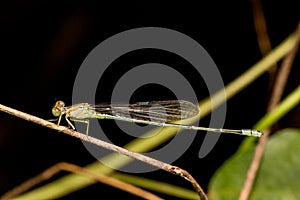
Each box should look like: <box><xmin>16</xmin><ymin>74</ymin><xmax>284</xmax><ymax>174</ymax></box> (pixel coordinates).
<box><xmin>51</xmin><ymin>100</ymin><xmax>263</xmax><ymax>137</ymax></box>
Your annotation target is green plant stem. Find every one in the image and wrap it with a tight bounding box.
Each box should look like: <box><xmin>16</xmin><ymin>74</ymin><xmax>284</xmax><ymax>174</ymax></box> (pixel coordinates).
<box><xmin>198</xmin><ymin>32</ymin><xmax>296</xmax><ymax>117</ymax></box>
<box><xmin>113</xmin><ymin>173</ymin><xmax>199</xmax><ymax>199</ymax></box>
<box><xmin>254</xmin><ymin>84</ymin><xmax>300</xmax><ymax>131</ymax></box>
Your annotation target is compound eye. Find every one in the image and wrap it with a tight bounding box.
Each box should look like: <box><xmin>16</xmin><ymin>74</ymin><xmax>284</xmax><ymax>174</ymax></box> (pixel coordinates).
<box><xmin>56</xmin><ymin>100</ymin><xmax>65</xmax><ymax>107</ymax></box>
<box><xmin>52</xmin><ymin>107</ymin><xmax>61</xmax><ymax>117</ymax></box>
<box><xmin>52</xmin><ymin>100</ymin><xmax>65</xmax><ymax>116</ymax></box>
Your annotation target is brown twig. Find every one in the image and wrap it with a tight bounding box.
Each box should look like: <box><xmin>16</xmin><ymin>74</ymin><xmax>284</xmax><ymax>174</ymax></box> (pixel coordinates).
<box><xmin>251</xmin><ymin>0</ymin><xmax>273</xmax><ymax>56</ymax></box>
<box><xmin>239</xmin><ymin>22</ymin><xmax>300</xmax><ymax>200</ymax></box>
<box><xmin>0</xmin><ymin>103</ymin><xmax>207</xmax><ymax>200</ymax></box>
<box><xmin>251</xmin><ymin>0</ymin><xmax>278</xmax><ymax>91</ymax></box>
<box><xmin>1</xmin><ymin>162</ymin><xmax>163</xmax><ymax>200</ymax></box>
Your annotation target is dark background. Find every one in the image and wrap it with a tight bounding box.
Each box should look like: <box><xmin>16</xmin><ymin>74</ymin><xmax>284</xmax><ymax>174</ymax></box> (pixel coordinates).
<box><xmin>0</xmin><ymin>1</ymin><xmax>299</xmax><ymax>199</ymax></box>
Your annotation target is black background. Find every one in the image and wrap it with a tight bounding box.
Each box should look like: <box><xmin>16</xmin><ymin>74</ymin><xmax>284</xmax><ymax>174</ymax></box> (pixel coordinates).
<box><xmin>0</xmin><ymin>1</ymin><xmax>299</xmax><ymax>199</ymax></box>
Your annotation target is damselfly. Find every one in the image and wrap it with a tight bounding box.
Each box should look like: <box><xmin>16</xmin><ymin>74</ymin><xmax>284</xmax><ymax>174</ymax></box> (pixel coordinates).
<box><xmin>51</xmin><ymin>100</ymin><xmax>263</xmax><ymax>137</ymax></box>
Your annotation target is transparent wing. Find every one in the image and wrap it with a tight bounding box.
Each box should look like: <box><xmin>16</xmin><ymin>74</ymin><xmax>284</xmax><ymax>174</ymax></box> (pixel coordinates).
<box><xmin>91</xmin><ymin>100</ymin><xmax>199</xmax><ymax>123</ymax></box>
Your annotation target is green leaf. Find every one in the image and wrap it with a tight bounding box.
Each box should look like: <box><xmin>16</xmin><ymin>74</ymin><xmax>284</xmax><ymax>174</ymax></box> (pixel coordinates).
<box><xmin>208</xmin><ymin>129</ymin><xmax>300</xmax><ymax>200</ymax></box>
